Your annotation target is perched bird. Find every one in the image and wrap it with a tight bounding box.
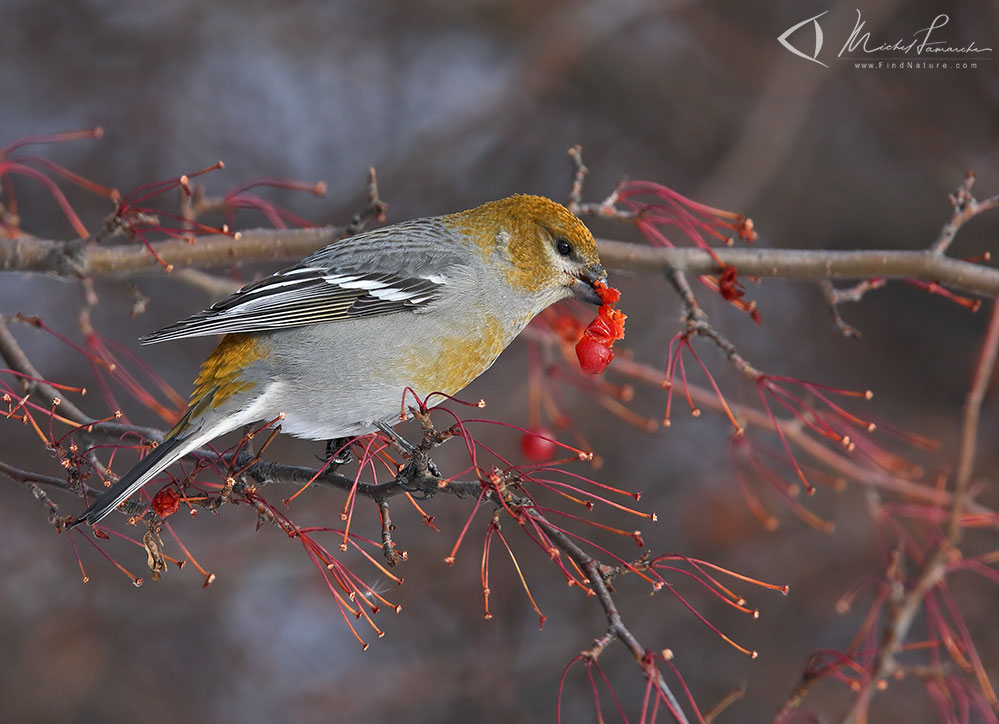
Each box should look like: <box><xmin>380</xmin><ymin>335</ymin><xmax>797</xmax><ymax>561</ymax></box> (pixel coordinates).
<box><xmin>71</xmin><ymin>195</ymin><xmax>607</xmax><ymax>527</ymax></box>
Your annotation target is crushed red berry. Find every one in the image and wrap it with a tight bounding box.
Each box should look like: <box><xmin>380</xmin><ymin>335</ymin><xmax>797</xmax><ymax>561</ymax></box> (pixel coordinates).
<box><xmin>575</xmin><ymin>282</ymin><xmax>626</xmax><ymax>374</ymax></box>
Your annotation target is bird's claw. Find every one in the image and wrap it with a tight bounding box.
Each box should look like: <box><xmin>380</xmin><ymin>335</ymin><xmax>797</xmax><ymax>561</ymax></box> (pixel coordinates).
<box><xmin>322</xmin><ymin>438</ymin><xmax>355</xmax><ymax>466</ymax></box>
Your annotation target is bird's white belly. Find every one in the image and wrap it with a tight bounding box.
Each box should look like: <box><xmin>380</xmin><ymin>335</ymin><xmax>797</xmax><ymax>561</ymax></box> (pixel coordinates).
<box><xmin>258</xmin><ymin>380</ymin><xmax>403</xmax><ymax>440</ymax></box>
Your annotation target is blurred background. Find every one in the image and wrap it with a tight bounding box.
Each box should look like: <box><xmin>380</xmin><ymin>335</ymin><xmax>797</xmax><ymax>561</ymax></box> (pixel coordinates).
<box><xmin>2</xmin><ymin>0</ymin><xmax>998</xmax><ymax>721</ymax></box>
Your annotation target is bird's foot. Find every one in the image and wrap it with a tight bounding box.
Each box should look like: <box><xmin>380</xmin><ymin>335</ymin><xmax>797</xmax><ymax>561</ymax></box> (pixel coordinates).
<box><xmin>374</xmin><ymin>422</ymin><xmax>443</xmax><ymax>498</ymax></box>
<box><xmin>321</xmin><ymin>437</ymin><xmax>355</xmax><ymax>466</ymax></box>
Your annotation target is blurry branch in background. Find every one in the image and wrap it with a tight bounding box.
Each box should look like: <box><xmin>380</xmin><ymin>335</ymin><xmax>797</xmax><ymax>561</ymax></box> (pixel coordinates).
<box><xmin>840</xmin><ymin>299</ymin><xmax>999</xmax><ymax>724</ymax></box>
<box><xmin>2</xmin><ymin>132</ymin><xmax>998</xmax><ymax>724</ymax></box>
<box><xmin>773</xmin><ymin>299</ymin><xmax>999</xmax><ymax>724</ymax></box>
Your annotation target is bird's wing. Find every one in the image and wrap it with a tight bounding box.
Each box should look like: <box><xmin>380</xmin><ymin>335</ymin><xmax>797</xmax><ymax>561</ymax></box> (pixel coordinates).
<box><xmin>141</xmin><ymin>222</ymin><xmax>459</xmax><ymax>344</ymax></box>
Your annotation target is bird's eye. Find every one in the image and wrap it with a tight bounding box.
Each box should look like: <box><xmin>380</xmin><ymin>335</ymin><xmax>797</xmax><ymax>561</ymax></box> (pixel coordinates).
<box><xmin>555</xmin><ymin>238</ymin><xmax>573</xmax><ymax>256</ymax></box>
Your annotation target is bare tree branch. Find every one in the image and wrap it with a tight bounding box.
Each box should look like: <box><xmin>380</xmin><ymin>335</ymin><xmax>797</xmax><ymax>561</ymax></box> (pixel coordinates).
<box><xmin>597</xmin><ymin>243</ymin><xmax>999</xmax><ymax>297</ymax></box>
<box><xmin>528</xmin><ymin>507</ymin><xmax>692</xmax><ymax>724</ymax></box>
<box><xmin>929</xmin><ymin>173</ymin><xmax>999</xmax><ymax>256</ymax></box>
<box><xmin>952</xmin><ymin>296</ymin><xmax>999</xmax><ymax>524</ymax></box>
<box><xmin>3</xmin><ymin>231</ymin><xmax>998</xmax><ymax>296</ymax></box>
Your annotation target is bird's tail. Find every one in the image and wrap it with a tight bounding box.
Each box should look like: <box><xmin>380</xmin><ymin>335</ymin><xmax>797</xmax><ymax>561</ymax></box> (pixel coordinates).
<box><xmin>68</xmin><ymin>429</ymin><xmax>209</xmax><ymax>528</ymax></box>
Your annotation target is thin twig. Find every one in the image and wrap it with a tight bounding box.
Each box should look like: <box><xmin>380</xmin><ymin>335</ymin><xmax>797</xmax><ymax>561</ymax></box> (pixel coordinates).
<box><xmin>704</xmin><ymin>682</ymin><xmax>747</xmax><ymax>723</ymax></box>
<box><xmin>951</xmin><ymin>296</ymin><xmax>999</xmax><ymax>534</ymax></box>
<box><xmin>929</xmin><ymin>173</ymin><xmax>999</xmax><ymax>256</ymax></box>
<box><xmin>527</xmin><ymin>507</ymin><xmax>692</xmax><ymax>724</ymax></box>
<box><xmin>376</xmin><ymin>499</ymin><xmax>406</xmax><ymax>567</ymax></box>
<box><xmin>820</xmin><ymin>279</ymin><xmax>887</xmax><ymax>339</ymax></box>
<box><xmin>666</xmin><ymin>267</ymin><xmax>761</xmax><ymax>379</ymax></box>
<box><xmin>566</xmin><ymin>145</ymin><xmax>588</xmax><ymax>215</ymax></box>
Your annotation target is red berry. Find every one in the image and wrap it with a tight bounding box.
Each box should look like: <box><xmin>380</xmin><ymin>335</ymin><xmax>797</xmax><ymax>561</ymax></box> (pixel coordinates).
<box><xmin>152</xmin><ymin>487</ymin><xmax>181</xmax><ymax>518</ymax></box>
<box><xmin>520</xmin><ymin>426</ymin><xmax>557</xmax><ymax>462</ymax></box>
<box><xmin>576</xmin><ymin>337</ymin><xmax>614</xmax><ymax>374</ymax></box>
<box><xmin>575</xmin><ymin>284</ymin><xmax>625</xmax><ymax>375</ymax></box>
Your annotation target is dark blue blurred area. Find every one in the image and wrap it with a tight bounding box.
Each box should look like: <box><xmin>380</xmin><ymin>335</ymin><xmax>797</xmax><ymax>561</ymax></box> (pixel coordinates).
<box><xmin>1</xmin><ymin>1</ymin><xmax>997</xmax><ymax>722</ymax></box>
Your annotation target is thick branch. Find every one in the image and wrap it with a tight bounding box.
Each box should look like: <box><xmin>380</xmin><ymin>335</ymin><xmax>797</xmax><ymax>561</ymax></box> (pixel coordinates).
<box><xmin>597</xmin><ymin>243</ymin><xmax>999</xmax><ymax>296</ymax></box>
<box><xmin>0</xmin><ymin>227</ymin><xmax>344</xmax><ymax>277</ymax></box>
<box><xmin>4</xmin><ymin>229</ymin><xmax>999</xmax><ymax>296</ymax></box>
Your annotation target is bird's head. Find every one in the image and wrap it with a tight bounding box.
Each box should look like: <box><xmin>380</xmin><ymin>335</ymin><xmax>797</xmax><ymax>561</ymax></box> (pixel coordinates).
<box><xmin>446</xmin><ymin>194</ymin><xmax>607</xmax><ymax>305</ymax></box>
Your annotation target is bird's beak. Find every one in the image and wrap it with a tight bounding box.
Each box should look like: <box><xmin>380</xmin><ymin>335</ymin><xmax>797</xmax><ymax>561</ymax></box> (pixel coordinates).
<box><xmin>571</xmin><ymin>262</ymin><xmax>607</xmax><ymax>305</ymax></box>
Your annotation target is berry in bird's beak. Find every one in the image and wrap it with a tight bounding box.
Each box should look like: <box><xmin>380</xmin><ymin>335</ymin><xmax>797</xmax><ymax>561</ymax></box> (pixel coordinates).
<box><xmin>571</xmin><ymin>263</ymin><xmax>607</xmax><ymax>305</ymax></box>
